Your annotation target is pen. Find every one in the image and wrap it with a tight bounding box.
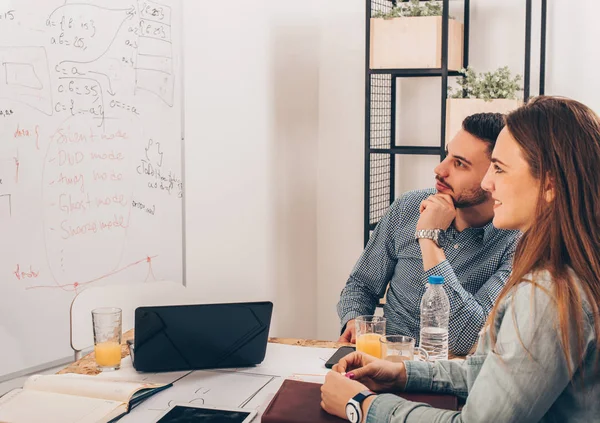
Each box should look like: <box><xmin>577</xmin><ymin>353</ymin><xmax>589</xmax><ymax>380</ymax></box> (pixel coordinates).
<box><xmin>291</xmin><ymin>373</ymin><xmax>328</xmax><ymax>378</ymax></box>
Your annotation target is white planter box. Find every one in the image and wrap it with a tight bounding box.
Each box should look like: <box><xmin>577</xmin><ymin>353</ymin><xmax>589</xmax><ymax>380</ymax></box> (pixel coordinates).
<box><xmin>446</xmin><ymin>98</ymin><xmax>521</xmax><ymax>144</ymax></box>
<box><xmin>370</xmin><ymin>16</ymin><xmax>463</xmax><ymax>70</ymax></box>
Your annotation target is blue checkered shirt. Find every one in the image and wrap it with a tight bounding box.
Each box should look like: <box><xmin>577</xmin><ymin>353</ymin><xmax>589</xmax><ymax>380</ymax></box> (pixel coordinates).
<box><xmin>338</xmin><ymin>189</ymin><xmax>521</xmax><ymax>355</ymax></box>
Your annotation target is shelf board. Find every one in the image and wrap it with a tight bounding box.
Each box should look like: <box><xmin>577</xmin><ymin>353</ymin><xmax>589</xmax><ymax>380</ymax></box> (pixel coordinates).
<box><xmin>370</xmin><ymin>146</ymin><xmax>442</xmax><ymax>155</ymax></box>
<box><xmin>369</xmin><ymin>69</ymin><xmax>463</xmax><ymax>78</ymax></box>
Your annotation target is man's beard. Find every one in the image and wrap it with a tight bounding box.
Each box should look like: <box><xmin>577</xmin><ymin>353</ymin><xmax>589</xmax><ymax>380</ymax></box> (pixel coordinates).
<box><xmin>453</xmin><ymin>187</ymin><xmax>489</xmax><ymax>209</ymax></box>
<box><xmin>436</xmin><ymin>176</ymin><xmax>489</xmax><ymax>208</ymax></box>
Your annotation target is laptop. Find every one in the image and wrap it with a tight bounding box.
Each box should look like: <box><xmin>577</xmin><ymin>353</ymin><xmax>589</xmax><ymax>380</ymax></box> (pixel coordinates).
<box><xmin>131</xmin><ymin>301</ymin><xmax>273</xmax><ymax>372</ymax></box>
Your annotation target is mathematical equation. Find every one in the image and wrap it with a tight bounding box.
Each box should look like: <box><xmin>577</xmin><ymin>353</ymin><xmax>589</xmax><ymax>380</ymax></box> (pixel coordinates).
<box><xmin>0</xmin><ymin>10</ymin><xmax>15</xmax><ymax>21</ymax></box>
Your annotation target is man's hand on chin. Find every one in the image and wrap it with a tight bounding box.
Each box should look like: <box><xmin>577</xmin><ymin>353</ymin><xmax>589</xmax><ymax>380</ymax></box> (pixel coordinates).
<box><xmin>417</xmin><ymin>193</ymin><xmax>456</xmax><ymax>231</ymax></box>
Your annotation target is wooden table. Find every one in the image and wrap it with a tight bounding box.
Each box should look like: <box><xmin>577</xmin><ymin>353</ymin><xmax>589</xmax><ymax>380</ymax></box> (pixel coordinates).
<box><xmin>58</xmin><ymin>329</ymin><xmax>351</xmax><ymax>376</ymax></box>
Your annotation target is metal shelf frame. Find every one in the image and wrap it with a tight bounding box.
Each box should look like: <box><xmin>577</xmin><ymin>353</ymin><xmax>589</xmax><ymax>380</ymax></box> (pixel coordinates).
<box><xmin>364</xmin><ymin>0</ymin><xmax>547</xmax><ymax>245</ymax></box>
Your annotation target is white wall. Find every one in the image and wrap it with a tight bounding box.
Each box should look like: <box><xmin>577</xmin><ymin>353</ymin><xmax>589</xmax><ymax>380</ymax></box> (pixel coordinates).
<box><xmin>183</xmin><ymin>0</ymin><xmax>322</xmax><ymax>339</ymax></box>
<box><xmin>184</xmin><ymin>0</ymin><xmax>274</xmax><ymax>319</ymax></box>
<box><xmin>546</xmin><ymin>0</ymin><xmax>600</xmax><ymax>113</ymax></box>
<box><xmin>183</xmin><ymin>0</ymin><xmax>600</xmax><ymax>342</ymax></box>
<box><xmin>316</xmin><ymin>1</ymin><xmax>366</xmax><ymax>340</ymax></box>
<box><xmin>268</xmin><ymin>2</ymin><xmax>321</xmax><ymax>338</ymax></box>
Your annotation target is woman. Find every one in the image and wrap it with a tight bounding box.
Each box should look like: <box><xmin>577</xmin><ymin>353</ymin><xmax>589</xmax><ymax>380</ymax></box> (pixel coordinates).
<box><xmin>321</xmin><ymin>96</ymin><xmax>600</xmax><ymax>423</ymax></box>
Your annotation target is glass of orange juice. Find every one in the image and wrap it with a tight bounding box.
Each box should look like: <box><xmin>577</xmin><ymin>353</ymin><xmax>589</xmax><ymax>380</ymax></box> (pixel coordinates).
<box><xmin>92</xmin><ymin>307</ymin><xmax>122</xmax><ymax>371</ymax></box>
<box><xmin>355</xmin><ymin>315</ymin><xmax>386</xmax><ymax>358</ymax></box>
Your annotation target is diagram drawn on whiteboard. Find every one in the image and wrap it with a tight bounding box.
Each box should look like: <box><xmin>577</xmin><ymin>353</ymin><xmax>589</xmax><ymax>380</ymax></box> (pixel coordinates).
<box><xmin>0</xmin><ymin>47</ymin><xmax>53</xmax><ymax>115</ymax></box>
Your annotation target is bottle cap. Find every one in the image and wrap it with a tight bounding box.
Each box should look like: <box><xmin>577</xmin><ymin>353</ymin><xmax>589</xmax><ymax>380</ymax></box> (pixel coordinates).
<box><xmin>428</xmin><ymin>275</ymin><xmax>444</xmax><ymax>285</ymax></box>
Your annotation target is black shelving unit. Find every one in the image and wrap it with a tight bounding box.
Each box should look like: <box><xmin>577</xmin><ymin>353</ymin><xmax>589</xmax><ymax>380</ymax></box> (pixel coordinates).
<box><xmin>364</xmin><ymin>0</ymin><xmax>547</xmax><ymax>246</ymax></box>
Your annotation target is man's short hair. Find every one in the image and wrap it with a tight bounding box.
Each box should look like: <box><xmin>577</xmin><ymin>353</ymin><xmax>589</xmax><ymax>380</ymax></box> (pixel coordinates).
<box><xmin>461</xmin><ymin>113</ymin><xmax>505</xmax><ymax>155</ymax></box>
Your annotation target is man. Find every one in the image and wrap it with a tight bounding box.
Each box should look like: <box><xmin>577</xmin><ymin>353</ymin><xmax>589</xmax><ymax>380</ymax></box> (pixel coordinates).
<box><xmin>337</xmin><ymin>113</ymin><xmax>520</xmax><ymax>355</ymax></box>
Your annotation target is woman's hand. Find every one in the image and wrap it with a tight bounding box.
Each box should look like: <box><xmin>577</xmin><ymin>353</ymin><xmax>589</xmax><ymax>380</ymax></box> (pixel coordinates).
<box><xmin>333</xmin><ymin>351</ymin><xmax>407</xmax><ymax>392</ymax></box>
<box><xmin>321</xmin><ymin>371</ymin><xmax>370</xmax><ymax>420</ymax></box>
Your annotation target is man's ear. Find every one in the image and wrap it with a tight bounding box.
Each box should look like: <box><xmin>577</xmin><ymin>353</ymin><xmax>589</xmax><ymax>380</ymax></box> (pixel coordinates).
<box><xmin>543</xmin><ymin>175</ymin><xmax>555</xmax><ymax>203</ymax></box>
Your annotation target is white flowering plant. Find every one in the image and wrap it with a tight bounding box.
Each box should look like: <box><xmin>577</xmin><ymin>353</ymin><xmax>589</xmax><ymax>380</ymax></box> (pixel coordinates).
<box><xmin>449</xmin><ymin>67</ymin><xmax>522</xmax><ymax>101</ymax></box>
<box><xmin>373</xmin><ymin>0</ymin><xmax>444</xmax><ymax>18</ymax></box>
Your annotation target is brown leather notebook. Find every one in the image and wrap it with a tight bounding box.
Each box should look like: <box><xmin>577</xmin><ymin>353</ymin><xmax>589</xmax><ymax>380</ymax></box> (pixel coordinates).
<box><xmin>262</xmin><ymin>379</ymin><xmax>458</xmax><ymax>423</ymax></box>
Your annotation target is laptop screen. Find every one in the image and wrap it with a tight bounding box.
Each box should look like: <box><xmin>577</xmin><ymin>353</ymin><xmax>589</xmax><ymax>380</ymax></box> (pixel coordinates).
<box><xmin>133</xmin><ymin>301</ymin><xmax>273</xmax><ymax>372</ymax></box>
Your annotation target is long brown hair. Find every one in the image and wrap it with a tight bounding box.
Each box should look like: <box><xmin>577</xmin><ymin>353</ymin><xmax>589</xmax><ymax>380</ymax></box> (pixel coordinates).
<box><xmin>488</xmin><ymin>96</ymin><xmax>600</xmax><ymax>374</ymax></box>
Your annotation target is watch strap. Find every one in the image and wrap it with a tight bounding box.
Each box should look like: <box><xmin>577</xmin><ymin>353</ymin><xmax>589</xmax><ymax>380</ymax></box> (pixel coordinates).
<box><xmin>346</xmin><ymin>390</ymin><xmax>376</xmax><ymax>423</ymax></box>
<box><xmin>415</xmin><ymin>228</ymin><xmax>442</xmax><ymax>247</ymax></box>
<box><xmin>352</xmin><ymin>389</ymin><xmax>377</xmax><ymax>403</ymax></box>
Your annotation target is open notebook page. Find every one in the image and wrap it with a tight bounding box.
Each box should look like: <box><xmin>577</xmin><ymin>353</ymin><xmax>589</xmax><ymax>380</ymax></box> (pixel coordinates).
<box><xmin>0</xmin><ymin>389</ymin><xmax>124</xmax><ymax>423</ymax></box>
<box><xmin>24</xmin><ymin>373</ymin><xmax>162</xmax><ymax>403</ymax></box>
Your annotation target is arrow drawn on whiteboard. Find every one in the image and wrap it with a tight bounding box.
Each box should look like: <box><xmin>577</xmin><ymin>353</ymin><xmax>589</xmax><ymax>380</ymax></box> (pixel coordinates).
<box><xmin>88</xmin><ymin>71</ymin><xmax>116</xmax><ymax>96</ymax></box>
<box><xmin>25</xmin><ymin>255</ymin><xmax>158</xmax><ymax>292</ymax></box>
<box><xmin>145</xmin><ymin>255</ymin><xmax>157</xmax><ymax>282</ymax></box>
<box><xmin>49</xmin><ymin>3</ymin><xmax>133</xmax><ymax>18</ymax></box>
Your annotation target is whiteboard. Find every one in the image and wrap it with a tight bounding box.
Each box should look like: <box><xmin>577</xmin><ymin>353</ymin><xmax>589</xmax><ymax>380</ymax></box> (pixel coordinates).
<box><xmin>0</xmin><ymin>0</ymin><xmax>184</xmax><ymax>379</ymax></box>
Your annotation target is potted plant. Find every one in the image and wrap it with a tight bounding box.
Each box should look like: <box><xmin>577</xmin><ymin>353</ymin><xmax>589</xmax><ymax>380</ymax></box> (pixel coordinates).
<box><xmin>446</xmin><ymin>66</ymin><xmax>522</xmax><ymax>143</ymax></box>
<box><xmin>370</xmin><ymin>0</ymin><xmax>463</xmax><ymax>70</ymax></box>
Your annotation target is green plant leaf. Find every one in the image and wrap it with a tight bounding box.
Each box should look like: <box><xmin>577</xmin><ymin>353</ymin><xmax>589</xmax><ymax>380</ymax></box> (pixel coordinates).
<box><xmin>373</xmin><ymin>0</ymin><xmax>448</xmax><ymax>19</ymax></box>
<box><xmin>448</xmin><ymin>66</ymin><xmax>523</xmax><ymax>101</ymax></box>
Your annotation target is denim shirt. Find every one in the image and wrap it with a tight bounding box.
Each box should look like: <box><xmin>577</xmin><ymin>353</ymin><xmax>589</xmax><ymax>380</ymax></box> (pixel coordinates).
<box><xmin>365</xmin><ymin>270</ymin><xmax>599</xmax><ymax>423</ymax></box>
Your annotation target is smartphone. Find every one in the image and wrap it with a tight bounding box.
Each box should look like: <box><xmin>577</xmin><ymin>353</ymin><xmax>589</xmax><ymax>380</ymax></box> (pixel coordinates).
<box><xmin>325</xmin><ymin>346</ymin><xmax>356</xmax><ymax>369</ymax></box>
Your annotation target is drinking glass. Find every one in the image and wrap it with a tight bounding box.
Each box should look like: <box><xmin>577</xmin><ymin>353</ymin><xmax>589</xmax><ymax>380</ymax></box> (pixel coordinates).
<box><xmin>355</xmin><ymin>315</ymin><xmax>386</xmax><ymax>358</ymax></box>
<box><xmin>380</xmin><ymin>335</ymin><xmax>429</xmax><ymax>362</ymax></box>
<box><xmin>92</xmin><ymin>307</ymin><xmax>122</xmax><ymax>371</ymax></box>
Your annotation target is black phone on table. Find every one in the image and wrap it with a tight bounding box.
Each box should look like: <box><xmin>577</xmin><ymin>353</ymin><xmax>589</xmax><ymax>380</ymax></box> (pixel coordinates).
<box><xmin>325</xmin><ymin>346</ymin><xmax>356</xmax><ymax>369</ymax></box>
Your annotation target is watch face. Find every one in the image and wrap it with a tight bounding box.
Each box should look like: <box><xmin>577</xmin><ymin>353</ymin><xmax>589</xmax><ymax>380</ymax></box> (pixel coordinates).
<box><xmin>345</xmin><ymin>403</ymin><xmax>360</xmax><ymax>423</ymax></box>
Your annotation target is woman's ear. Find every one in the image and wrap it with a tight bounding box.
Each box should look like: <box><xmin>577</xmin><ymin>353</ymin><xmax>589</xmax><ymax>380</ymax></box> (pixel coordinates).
<box><xmin>544</xmin><ymin>175</ymin><xmax>555</xmax><ymax>203</ymax></box>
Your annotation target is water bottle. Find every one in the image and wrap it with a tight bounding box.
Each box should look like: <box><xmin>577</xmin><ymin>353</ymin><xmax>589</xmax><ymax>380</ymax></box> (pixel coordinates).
<box><xmin>419</xmin><ymin>275</ymin><xmax>450</xmax><ymax>361</ymax></box>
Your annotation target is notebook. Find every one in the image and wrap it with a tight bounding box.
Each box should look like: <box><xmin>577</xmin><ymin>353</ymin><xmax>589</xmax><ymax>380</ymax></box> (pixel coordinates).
<box><xmin>262</xmin><ymin>379</ymin><xmax>458</xmax><ymax>423</ymax></box>
<box><xmin>0</xmin><ymin>373</ymin><xmax>171</xmax><ymax>423</ymax></box>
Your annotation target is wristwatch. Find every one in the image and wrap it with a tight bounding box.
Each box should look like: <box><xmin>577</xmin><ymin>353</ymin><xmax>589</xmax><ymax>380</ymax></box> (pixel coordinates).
<box><xmin>415</xmin><ymin>228</ymin><xmax>445</xmax><ymax>248</ymax></box>
<box><xmin>346</xmin><ymin>390</ymin><xmax>377</xmax><ymax>423</ymax></box>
